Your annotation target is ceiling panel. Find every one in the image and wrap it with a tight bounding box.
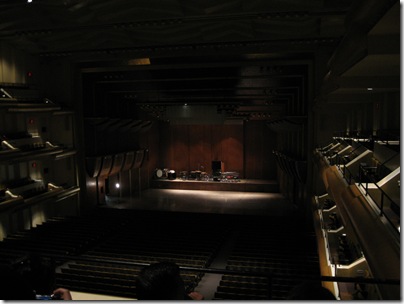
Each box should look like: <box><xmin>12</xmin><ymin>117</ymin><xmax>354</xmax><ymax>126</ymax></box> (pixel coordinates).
<box><xmin>0</xmin><ymin>0</ymin><xmax>397</xmax><ymax>124</ymax></box>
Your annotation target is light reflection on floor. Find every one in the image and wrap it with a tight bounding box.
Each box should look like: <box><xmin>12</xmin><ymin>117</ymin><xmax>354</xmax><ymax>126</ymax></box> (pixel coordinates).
<box><xmin>104</xmin><ymin>188</ymin><xmax>298</xmax><ymax>216</ymax></box>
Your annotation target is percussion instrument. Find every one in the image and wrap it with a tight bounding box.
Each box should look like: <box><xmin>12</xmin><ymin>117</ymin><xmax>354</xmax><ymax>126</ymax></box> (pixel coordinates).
<box><xmin>179</xmin><ymin>171</ymin><xmax>188</xmax><ymax>180</ymax></box>
<box><xmin>155</xmin><ymin>168</ymin><xmax>163</xmax><ymax>178</ymax></box>
<box><xmin>167</xmin><ymin>170</ymin><xmax>176</xmax><ymax>180</ymax></box>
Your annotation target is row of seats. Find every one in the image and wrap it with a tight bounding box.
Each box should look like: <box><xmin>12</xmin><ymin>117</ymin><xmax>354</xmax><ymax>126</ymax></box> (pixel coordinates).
<box><xmin>0</xmin><ymin>210</ymin><xmax>322</xmax><ymax>300</ymax></box>
<box><xmin>226</xmin><ymin>260</ymin><xmax>320</xmax><ymax>275</ymax></box>
<box><xmin>51</xmin><ymin>209</ymin><xmax>231</xmax><ymax>298</ymax></box>
<box><xmin>55</xmin><ymin>260</ymin><xmax>202</xmax><ymax>299</ymax></box>
<box><xmin>213</xmin><ymin>216</ymin><xmax>321</xmax><ymax>300</ymax></box>
<box><xmin>0</xmin><ymin>212</ymin><xmax>126</xmax><ymax>256</ymax></box>
<box><xmin>56</xmin><ymin>261</ymin><xmax>141</xmax><ymax>298</ymax></box>
<box><xmin>82</xmin><ymin>251</ymin><xmax>208</xmax><ymax>268</ymax></box>
<box><xmin>213</xmin><ymin>275</ymin><xmax>270</xmax><ymax>300</ymax></box>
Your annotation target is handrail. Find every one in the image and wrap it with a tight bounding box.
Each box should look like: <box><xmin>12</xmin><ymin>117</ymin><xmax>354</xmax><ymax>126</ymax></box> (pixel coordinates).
<box><xmin>338</xmin><ymin>165</ymin><xmax>397</xmax><ymax>238</ymax></box>
<box><xmin>339</xmin><ymin>164</ymin><xmax>398</xmax><ymax>233</ymax></box>
<box><xmin>357</xmin><ymin>165</ymin><xmax>399</xmax><ymax>231</ymax></box>
<box><xmin>318</xmin><ymin>144</ymin><xmax>399</xmax><ymax>234</ymax></box>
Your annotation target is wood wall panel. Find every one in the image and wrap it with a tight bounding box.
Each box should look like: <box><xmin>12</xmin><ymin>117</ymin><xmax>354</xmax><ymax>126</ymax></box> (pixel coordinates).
<box><xmin>138</xmin><ymin>122</ymin><xmax>160</xmax><ymax>188</ymax></box>
<box><xmin>244</xmin><ymin>121</ymin><xmax>277</xmax><ymax>179</ymax></box>
<box><xmin>211</xmin><ymin>124</ymin><xmax>223</xmax><ymax>162</ymax></box>
<box><xmin>158</xmin><ymin>122</ymin><xmax>171</xmax><ymax>169</ymax></box>
<box><xmin>155</xmin><ymin>121</ymin><xmax>276</xmax><ymax>180</ymax></box>
<box><xmin>220</xmin><ymin>125</ymin><xmax>243</xmax><ymax>175</ymax></box>
<box><xmin>189</xmin><ymin>125</ymin><xmax>212</xmax><ymax>172</ymax></box>
<box><xmin>245</xmin><ymin>122</ymin><xmax>259</xmax><ymax>178</ymax></box>
<box><xmin>0</xmin><ymin>44</ymin><xmax>31</xmax><ymax>84</ymax></box>
<box><xmin>171</xmin><ymin>125</ymin><xmax>189</xmax><ymax>171</ymax></box>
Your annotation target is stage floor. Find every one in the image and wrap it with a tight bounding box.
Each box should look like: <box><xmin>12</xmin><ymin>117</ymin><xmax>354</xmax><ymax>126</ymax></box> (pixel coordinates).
<box><xmin>151</xmin><ymin>178</ymin><xmax>279</xmax><ymax>192</ymax></box>
<box><xmin>104</xmin><ymin>187</ymin><xmax>297</xmax><ymax>217</ymax></box>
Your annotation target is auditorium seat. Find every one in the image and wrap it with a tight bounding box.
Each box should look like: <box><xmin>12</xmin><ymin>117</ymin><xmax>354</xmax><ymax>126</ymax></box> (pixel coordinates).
<box><xmin>221</xmin><ymin>274</ymin><xmax>269</xmax><ymax>284</ymax></box>
<box><xmin>56</xmin><ymin>260</ymin><xmax>200</xmax><ymax>299</ymax></box>
<box><xmin>213</xmin><ymin>291</ymin><xmax>268</xmax><ymax>300</ymax></box>
<box><xmin>217</xmin><ymin>285</ymin><xmax>269</xmax><ymax>296</ymax></box>
<box><xmin>219</xmin><ymin>280</ymin><xmax>268</xmax><ymax>289</ymax></box>
<box><xmin>213</xmin><ymin>216</ymin><xmax>320</xmax><ymax>300</ymax></box>
<box><xmin>55</xmin><ymin>272</ymin><xmax>136</xmax><ymax>298</ymax></box>
<box><xmin>83</xmin><ymin>250</ymin><xmax>207</xmax><ymax>267</ymax></box>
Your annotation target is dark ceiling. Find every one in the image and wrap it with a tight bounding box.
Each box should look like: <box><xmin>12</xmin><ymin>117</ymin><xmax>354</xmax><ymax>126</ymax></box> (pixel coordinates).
<box><xmin>0</xmin><ymin>0</ymin><xmax>398</xmax><ymax>124</ymax></box>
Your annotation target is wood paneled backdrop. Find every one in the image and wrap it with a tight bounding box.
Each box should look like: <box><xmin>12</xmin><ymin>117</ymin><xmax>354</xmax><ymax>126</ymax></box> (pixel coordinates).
<box><xmin>157</xmin><ymin>121</ymin><xmax>277</xmax><ymax>179</ymax></box>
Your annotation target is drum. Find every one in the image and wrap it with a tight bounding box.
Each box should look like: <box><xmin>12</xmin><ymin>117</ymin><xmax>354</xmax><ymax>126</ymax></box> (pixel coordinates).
<box><xmin>167</xmin><ymin>170</ymin><xmax>176</xmax><ymax>180</ymax></box>
<box><xmin>179</xmin><ymin>171</ymin><xmax>188</xmax><ymax>180</ymax></box>
<box><xmin>189</xmin><ymin>171</ymin><xmax>197</xmax><ymax>180</ymax></box>
<box><xmin>200</xmin><ymin>172</ymin><xmax>209</xmax><ymax>181</ymax></box>
<box><xmin>194</xmin><ymin>170</ymin><xmax>202</xmax><ymax>180</ymax></box>
<box><xmin>155</xmin><ymin>168</ymin><xmax>163</xmax><ymax>179</ymax></box>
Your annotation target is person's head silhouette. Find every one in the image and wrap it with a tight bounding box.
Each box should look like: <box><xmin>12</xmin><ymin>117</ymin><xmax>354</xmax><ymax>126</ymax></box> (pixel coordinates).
<box><xmin>0</xmin><ymin>264</ymin><xmax>36</xmax><ymax>300</ymax></box>
<box><xmin>136</xmin><ymin>262</ymin><xmax>187</xmax><ymax>300</ymax></box>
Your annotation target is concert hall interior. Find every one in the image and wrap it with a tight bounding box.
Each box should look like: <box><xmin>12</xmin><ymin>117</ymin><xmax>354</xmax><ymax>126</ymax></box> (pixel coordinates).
<box><xmin>0</xmin><ymin>0</ymin><xmax>400</xmax><ymax>301</ymax></box>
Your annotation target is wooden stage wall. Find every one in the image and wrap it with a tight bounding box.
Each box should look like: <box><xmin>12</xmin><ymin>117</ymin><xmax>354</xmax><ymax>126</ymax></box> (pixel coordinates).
<box><xmin>158</xmin><ymin>121</ymin><xmax>277</xmax><ymax>180</ymax></box>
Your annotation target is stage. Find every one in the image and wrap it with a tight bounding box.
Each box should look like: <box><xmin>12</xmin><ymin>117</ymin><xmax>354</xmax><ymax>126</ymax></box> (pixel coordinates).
<box><xmin>104</xmin><ymin>188</ymin><xmax>295</xmax><ymax>216</ymax></box>
<box><xmin>104</xmin><ymin>178</ymin><xmax>294</xmax><ymax>216</ymax></box>
<box><xmin>151</xmin><ymin>178</ymin><xmax>279</xmax><ymax>193</ymax></box>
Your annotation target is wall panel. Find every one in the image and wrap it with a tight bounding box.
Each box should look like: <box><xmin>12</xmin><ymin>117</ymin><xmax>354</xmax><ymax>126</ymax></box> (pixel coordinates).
<box><xmin>170</xmin><ymin>125</ymin><xmax>189</xmax><ymax>172</ymax></box>
<box><xmin>0</xmin><ymin>44</ymin><xmax>31</xmax><ymax>84</ymax></box>
<box><xmin>189</xmin><ymin>125</ymin><xmax>212</xmax><ymax>172</ymax></box>
<box><xmin>244</xmin><ymin>121</ymin><xmax>277</xmax><ymax>179</ymax></box>
<box><xmin>211</xmin><ymin>124</ymin><xmax>224</xmax><ymax>163</ymax></box>
<box><xmin>220</xmin><ymin>125</ymin><xmax>243</xmax><ymax>175</ymax></box>
<box><xmin>154</xmin><ymin>121</ymin><xmax>276</xmax><ymax>180</ymax></box>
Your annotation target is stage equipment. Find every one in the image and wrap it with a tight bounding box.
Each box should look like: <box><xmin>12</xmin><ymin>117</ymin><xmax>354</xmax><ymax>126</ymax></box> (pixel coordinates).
<box><xmin>200</xmin><ymin>172</ymin><xmax>209</xmax><ymax>181</ymax></box>
<box><xmin>221</xmin><ymin>171</ymin><xmax>239</xmax><ymax>180</ymax></box>
<box><xmin>212</xmin><ymin>160</ymin><xmax>224</xmax><ymax>173</ymax></box>
<box><xmin>154</xmin><ymin>168</ymin><xmax>163</xmax><ymax>179</ymax></box>
<box><xmin>167</xmin><ymin>170</ymin><xmax>176</xmax><ymax>180</ymax></box>
<box><xmin>188</xmin><ymin>171</ymin><xmax>197</xmax><ymax>180</ymax></box>
<box><xmin>179</xmin><ymin>171</ymin><xmax>188</xmax><ymax>180</ymax></box>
